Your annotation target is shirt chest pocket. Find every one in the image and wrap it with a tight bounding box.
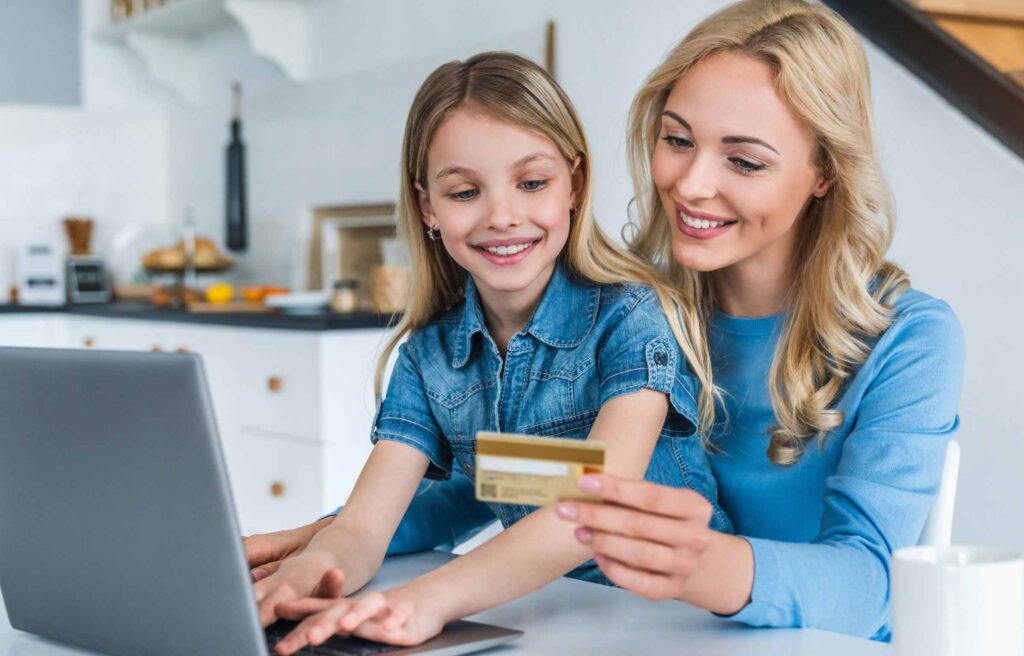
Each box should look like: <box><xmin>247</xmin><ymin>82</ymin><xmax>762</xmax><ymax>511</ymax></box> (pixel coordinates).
<box><xmin>518</xmin><ymin>355</ymin><xmax>600</xmax><ymax>440</ymax></box>
<box><xmin>433</xmin><ymin>379</ymin><xmax>498</xmax><ymax>478</ymax></box>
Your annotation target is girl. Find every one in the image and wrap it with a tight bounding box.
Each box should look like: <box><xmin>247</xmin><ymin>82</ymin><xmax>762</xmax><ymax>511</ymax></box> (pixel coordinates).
<box><xmin>557</xmin><ymin>0</ymin><xmax>965</xmax><ymax>641</ymax></box>
<box><xmin>255</xmin><ymin>52</ymin><xmax>730</xmax><ymax>652</ymax></box>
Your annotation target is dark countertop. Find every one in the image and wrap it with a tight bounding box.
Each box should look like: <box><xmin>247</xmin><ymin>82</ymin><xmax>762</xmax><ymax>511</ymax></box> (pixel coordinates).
<box><xmin>0</xmin><ymin>302</ymin><xmax>398</xmax><ymax>332</ymax></box>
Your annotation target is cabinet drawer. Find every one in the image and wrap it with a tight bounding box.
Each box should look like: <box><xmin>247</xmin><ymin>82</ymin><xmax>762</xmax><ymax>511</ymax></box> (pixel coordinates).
<box><xmin>223</xmin><ymin>430</ymin><xmax>323</xmax><ymax>534</ymax></box>
<box><xmin>64</xmin><ymin>318</ymin><xmax>158</xmax><ymax>351</ymax></box>
<box><xmin>222</xmin><ymin>332</ymin><xmax>321</xmax><ymax>438</ymax></box>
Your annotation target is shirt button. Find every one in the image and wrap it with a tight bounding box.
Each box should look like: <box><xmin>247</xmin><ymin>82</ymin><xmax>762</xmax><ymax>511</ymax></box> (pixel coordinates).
<box><xmin>654</xmin><ymin>351</ymin><xmax>668</xmax><ymax>366</ymax></box>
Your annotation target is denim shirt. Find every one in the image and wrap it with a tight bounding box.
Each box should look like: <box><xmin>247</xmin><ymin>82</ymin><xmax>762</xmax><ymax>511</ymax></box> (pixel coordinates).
<box><xmin>371</xmin><ymin>263</ymin><xmax>731</xmax><ymax>580</ymax></box>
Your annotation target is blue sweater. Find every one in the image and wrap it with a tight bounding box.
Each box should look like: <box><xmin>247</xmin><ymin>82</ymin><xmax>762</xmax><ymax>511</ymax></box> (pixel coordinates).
<box><xmin>712</xmin><ymin>288</ymin><xmax>964</xmax><ymax>640</ymax></box>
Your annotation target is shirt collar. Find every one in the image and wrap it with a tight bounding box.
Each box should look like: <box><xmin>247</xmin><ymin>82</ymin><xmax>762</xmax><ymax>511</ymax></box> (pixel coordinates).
<box><xmin>451</xmin><ymin>263</ymin><xmax>600</xmax><ymax>368</ymax></box>
<box><xmin>451</xmin><ymin>276</ymin><xmax>489</xmax><ymax>369</ymax></box>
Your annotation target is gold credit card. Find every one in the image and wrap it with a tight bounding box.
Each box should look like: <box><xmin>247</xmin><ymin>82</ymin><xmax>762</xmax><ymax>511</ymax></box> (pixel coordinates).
<box><xmin>474</xmin><ymin>431</ymin><xmax>605</xmax><ymax>506</ymax></box>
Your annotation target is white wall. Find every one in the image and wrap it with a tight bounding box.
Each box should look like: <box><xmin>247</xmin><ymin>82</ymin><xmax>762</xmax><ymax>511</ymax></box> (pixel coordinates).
<box><xmin>868</xmin><ymin>47</ymin><xmax>1024</xmax><ymax>549</ymax></box>
<box><xmin>7</xmin><ymin>0</ymin><xmax>1024</xmax><ymax>546</ymax></box>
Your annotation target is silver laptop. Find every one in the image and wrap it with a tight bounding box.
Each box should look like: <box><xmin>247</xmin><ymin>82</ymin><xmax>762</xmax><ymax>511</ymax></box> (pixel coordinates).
<box><xmin>0</xmin><ymin>347</ymin><xmax>521</xmax><ymax>656</ymax></box>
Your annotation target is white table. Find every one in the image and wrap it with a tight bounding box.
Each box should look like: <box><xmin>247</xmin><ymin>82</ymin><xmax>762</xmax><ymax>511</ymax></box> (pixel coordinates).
<box><xmin>1</xmin><ymin>550</ymin><xmax>891</xmax><ymax>655</ymax></box>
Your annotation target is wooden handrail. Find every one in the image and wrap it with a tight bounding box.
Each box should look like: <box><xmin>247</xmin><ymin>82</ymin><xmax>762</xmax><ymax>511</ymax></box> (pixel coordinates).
<box><xmin>932</xmin><ymin>16</ymin><xmax>1024</xmax><ymax>73</ymax></box>
<box><xmin>908</xmin><ymin>0</ymin><xmax>1024</xmax><ymax>25</ymax></box>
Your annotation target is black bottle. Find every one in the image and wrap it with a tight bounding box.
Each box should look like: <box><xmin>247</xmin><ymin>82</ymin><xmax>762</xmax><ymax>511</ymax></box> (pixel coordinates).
<box><xmin>226</xmin><ymin>81</ymin><xmax>247</xmax><ymax>252</ymax></box>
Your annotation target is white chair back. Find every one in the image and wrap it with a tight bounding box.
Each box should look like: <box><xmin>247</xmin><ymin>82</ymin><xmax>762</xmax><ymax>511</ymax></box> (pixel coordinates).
<box><xmin>917</xmin><ymin>439</ymin><xmax>961</xmax><ymax>547</ymax></box>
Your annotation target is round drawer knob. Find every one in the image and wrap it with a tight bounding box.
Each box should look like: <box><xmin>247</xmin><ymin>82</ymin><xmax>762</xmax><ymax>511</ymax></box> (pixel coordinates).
<box><xmin>267</xmin><ymin>376</ymin><xmax>284</xmax><ymax>393</ymax></box>
<box><xmin>83</xmin><ymin>337</ymin><xmax>94</xmax><ymax>348</ymax></box>
<box><xmin>175</xmin><ymin>346</ymin><xmax>188</xmax><ymax>353</ymax></box>
<box><xmin>270</xmin><ymin>481</ymin><xmax>286</xmax><ymax>498</ymax></box>
<box><xmin>151</xmin><ymin>345</ymin><xmax>163</xmax><ymax>352</ymax></box>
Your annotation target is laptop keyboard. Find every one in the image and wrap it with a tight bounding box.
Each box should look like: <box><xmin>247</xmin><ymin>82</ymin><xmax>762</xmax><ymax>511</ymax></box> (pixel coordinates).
<box><xmin>265</xmin><ymin>620</ymin><xmax>405</xmax><ymax>656</ymax></box>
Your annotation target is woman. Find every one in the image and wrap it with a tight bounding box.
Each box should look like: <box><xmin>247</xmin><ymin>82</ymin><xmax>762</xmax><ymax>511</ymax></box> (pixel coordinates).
<box><xmin>247</xmin><ymin>0</ymin><xmax>964</xmax><ymax>642</ymax></box>
<box><xmin>554</xmin><ymin>0</ymin><xmax>964</xmax><ymax>641</ymax></box>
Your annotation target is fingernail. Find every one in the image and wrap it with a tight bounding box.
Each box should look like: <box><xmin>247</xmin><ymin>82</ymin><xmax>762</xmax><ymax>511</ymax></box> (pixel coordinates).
<box><xmin>555</xmin><ymin>502</ymin><xmax>578</xmax><ymax>519</ymax></box>
<box><xmin>594</xmin><ymin>554</ymin><xmax>607</xmax><ymax>565</ymax></box>
<box><xmin>575</xmin><ymin>527</ymin><xmax>592</xmax><ymax>543</ymax></box>
<box><xmin>579</xmin><ymin>475</ymin><xmax>600</xmax><ymax>493</ymax></box>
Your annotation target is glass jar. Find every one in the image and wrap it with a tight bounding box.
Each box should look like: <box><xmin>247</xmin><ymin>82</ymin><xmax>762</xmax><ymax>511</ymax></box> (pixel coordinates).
<box><xmin>330</xmin><ymin>279</ymin><xmax>359</xmax><ymax>314</ymax></box>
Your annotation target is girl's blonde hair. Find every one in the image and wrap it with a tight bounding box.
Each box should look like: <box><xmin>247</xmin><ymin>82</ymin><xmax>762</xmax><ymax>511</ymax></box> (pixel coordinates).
<box><xmin>376</xmin><ymin>51</ymin><xmax>717</xmax><ymax>439</ymax></box>
<box><xmin>626</xmin><ymin>0</ymin><xmax>909</xmax><ymax>464</ymax></box>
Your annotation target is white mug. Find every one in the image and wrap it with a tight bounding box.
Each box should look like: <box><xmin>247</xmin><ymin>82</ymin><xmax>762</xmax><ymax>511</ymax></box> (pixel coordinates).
<box><xmin>892</xmin><ymin>545</ymin><xmax>1024</xmax><ymax>656</ymax></box>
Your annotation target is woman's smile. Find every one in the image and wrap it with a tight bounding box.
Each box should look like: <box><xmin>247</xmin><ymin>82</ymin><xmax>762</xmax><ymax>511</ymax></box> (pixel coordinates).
<box><xmin>674</xmin><ymin>202</ymin><xmax>739</xmax><ymax>240</ymax></box>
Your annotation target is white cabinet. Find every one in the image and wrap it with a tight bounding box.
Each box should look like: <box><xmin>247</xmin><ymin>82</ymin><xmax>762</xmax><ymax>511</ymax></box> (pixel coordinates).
<box><xmin>0</xmin><ymin>313</ymin><xmax>388</xmax><ymax>534</ymax></box>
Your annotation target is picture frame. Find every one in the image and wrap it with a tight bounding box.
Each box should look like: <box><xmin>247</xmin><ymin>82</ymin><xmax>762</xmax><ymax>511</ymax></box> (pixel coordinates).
<box><xmin>305</xmin><ymin>203</ymin><xmax>398</xmax><ymax>299</ymax></box>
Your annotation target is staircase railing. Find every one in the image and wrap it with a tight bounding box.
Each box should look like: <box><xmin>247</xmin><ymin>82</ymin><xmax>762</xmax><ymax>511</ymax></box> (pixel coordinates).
<box><xmin>823</xmin><ymin>0</ymin><xmax>1024</xmax><ymax>160</ymax></box>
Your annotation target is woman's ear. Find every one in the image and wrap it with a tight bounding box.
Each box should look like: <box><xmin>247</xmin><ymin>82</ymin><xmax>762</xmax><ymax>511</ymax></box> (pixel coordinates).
<box><xmin>569</xmin><ymin>156</ymin><xmax>585</xmax><ymax>208</ymax></box>
<box><xmin>812</xmin><ymin>153</ymin><xmax>835</xmax><ymax>199</ymax></box>
<box><xmin>414</xmin><ymin>182</ymin><xmax>438</xmax><ymax>230</ymax></box>
<box><xmin>811</xmin><ymin>174</ymin><xmax>833</xmax><ymax>199</ymax></box>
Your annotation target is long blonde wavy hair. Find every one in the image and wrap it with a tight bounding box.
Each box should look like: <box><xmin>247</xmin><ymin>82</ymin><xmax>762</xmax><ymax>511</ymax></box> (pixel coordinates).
<box><xmin>626</xmin><ymin>0</ymin><xmax>909</xmax><ymax>464</ymax></box>
<box><xmin>375</xmin><ymin>51</ymin><xmax>718</xmax><ymax>438</ymax></box>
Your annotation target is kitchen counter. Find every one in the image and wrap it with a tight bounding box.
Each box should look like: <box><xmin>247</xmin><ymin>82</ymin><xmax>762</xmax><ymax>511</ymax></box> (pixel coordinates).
<box><xmin>0</xmin><ymin>302</ymin><xmax>397</xmax><ymax>331</ymax></box>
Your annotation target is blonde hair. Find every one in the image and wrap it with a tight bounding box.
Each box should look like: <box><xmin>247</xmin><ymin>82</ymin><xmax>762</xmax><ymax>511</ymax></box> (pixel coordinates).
<box><xmin>376</xmin><ymin>51</ymin><xmax>717</xmax><ymax>438</ymax></box>
<box><xmin>625</xmin><ymin>0</ymin><xmax>909</xmax><ymax>464</ymax></box>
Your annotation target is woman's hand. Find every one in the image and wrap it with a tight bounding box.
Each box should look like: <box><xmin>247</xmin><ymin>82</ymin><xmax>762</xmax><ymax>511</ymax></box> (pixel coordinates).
<box><xmin>272</xmin><ymin>575</ymin><xmax>445</xmax><ymax>653</ymax></box>
<box><xmin>254</xmin><ymin>548</ymin><xmax>346</xmax><ymax>627</ymax></box>
<box><xmin>555</xmin><ymin>473</ymin><xmax>715</xmax><ymax>601</ymax></box>
<box><xmin>244</xmin><ymin>516</ymin><xmax>334</xmax><ymax>582</ymax></box>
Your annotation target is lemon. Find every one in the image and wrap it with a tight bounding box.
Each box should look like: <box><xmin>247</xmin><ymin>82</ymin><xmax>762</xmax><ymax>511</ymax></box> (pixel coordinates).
<box><xmin>205</xmin><ymin>282</ymin><xmax>234</xmax><ymax>304</ymax></box>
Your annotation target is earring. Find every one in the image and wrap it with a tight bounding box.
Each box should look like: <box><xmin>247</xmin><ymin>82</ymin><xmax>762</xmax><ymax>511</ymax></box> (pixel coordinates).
<box><xmin>426</xmin><ymin>227</ymin><xmax>440</xmax><ymax>241</ymax></box>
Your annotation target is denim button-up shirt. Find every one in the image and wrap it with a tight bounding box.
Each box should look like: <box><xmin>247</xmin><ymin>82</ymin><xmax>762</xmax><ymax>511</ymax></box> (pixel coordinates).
<box><xmin>371</xmin><ymin>264</ymin><xmax>730</xmax><ymax>580</ymax></box>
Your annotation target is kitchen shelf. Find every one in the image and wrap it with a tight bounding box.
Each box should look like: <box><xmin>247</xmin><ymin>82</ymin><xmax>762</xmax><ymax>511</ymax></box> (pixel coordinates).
<box><xmin>94</xmin><ymin>0</ymin><xmax>315</xmax><ymax>105</ymax></box>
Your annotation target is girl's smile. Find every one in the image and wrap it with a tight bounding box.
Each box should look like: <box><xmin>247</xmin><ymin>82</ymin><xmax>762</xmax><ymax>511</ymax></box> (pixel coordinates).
<box><xmin>471</xmin><ymin>236</ymin><xmax>544</xmax><ymax>266</ymax></box>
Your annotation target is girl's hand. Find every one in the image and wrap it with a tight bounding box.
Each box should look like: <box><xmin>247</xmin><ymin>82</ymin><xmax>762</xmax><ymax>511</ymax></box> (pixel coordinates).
<box><xmin>254</xmin><ymin>551</ymin><xmax>346</xmax><ymax>627</ymax></box>
<box><xmin>273</xmin><ymin>576</ymin><xmax>444</xmax><ymax>653</ymax></box>
<box><xmin>244</xmin><ymin>516</ymin><xmax>333</xmax><ymax>582</ymax></box>
<box><xmin>555</xmin><ymin>473</ymin><xmax>714</xmax><ymax>601</ymax></box>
